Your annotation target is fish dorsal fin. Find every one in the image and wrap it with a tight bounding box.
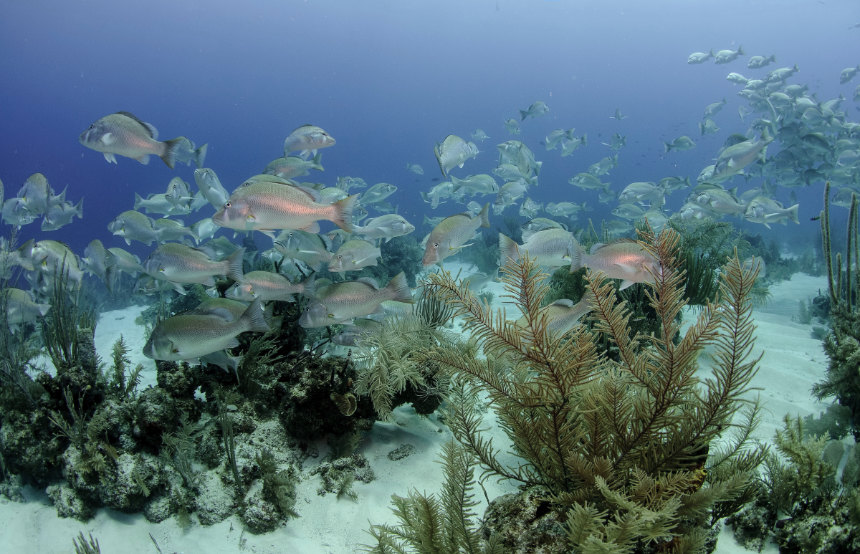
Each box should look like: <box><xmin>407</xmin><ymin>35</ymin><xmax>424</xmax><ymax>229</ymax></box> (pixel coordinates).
<box><xmin>357</xmin><ymin>277</ymin><xmax>380</xmax><ymax>289</ymax></box>
<box><xmin>207</xmin><ymin>307</ymin><xmax>236</xmax><ymax>321</ymax></box>
<box><xmin>589</xmin><ymin>243</ymin><xmax>605</xmax><ymax>254</ymax></box>
<box><xmin>116</xmin><ymin>111</ymin><xmax>158</xmax><ymax>139</ymax></box>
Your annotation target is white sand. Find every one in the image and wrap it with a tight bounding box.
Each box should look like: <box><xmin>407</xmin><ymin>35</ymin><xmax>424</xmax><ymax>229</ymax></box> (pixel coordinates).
<box><xmin>0</xmin><ymin>272</ymin><xmax>837</xmax><ymax>553</ymax></box>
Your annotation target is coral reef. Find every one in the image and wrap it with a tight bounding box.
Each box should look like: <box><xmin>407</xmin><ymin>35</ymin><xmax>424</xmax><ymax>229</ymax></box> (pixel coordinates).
<box><xmin>365</xmin><ymin>441</ymin><xmax>503</xmax><ymax>553</ymax></box>
<box><xmin>729</xmin><ymin>416</ymin><xmax>860</xmax><ymax>552</ymax></box>
<box><xmin>402</xmin><ymin>227</ymin><xmax>767</xmax><ymax>551</ymax></box>
<box><xmin>353</xmin><ymin>286</ymin><xmax>461</xmax><ymax>420</ymax></box>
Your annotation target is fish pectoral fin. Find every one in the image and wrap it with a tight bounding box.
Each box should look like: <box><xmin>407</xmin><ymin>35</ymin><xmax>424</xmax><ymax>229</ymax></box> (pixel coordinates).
<box><xmin>225</xmin><ymin>337</ymin><xmax>240</xmax><ymax>349</ymax></box>
<box><xmin>100</xmin><ymin>132</ymin><xmax>115</xmax><ymax>145</ymax></box>
<box><xmin>619</xmin><ymin>279</ymin><xmax>635</xmax><ymax>290</ymax></box>
<box><xmin>300</xmin><ymin>222</ymin><xmax>321</xmax><ymax>233</ymax></box>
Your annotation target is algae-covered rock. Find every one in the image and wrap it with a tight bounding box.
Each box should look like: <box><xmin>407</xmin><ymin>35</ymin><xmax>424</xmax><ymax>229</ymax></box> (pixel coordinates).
<box><xmin>47</xmin><ymin>482</ymin><xmax>93</xmax><ymax>520</ymax></box>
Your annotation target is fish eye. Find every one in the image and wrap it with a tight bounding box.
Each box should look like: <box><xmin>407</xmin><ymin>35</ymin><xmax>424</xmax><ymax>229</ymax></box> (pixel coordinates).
<box><xmin>224</xmin><ymin>202</ymin><xmax>231</xmax><ymax>208</ymax></box>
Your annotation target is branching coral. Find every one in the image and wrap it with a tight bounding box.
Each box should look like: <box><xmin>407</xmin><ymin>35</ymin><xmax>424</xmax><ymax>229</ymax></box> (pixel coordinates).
<box><xmin>417</xmin><ymin>226</ymin><xmax>764</xmax><ymax>551</ymax></box>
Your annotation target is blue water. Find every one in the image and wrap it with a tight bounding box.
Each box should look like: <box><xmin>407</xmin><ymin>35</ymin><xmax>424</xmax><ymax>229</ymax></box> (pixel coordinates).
<box><xmin>1</xmin><ymin>0</ymin><xmax>858</xmax><ymax>258</ymax></box>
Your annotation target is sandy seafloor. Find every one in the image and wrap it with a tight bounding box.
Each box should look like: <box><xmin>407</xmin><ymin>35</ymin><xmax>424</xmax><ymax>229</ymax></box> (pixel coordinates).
<box><xmin>0</xmin><ymin>269</ymin><xmax>838</xmax><ymax>554</ymax></box>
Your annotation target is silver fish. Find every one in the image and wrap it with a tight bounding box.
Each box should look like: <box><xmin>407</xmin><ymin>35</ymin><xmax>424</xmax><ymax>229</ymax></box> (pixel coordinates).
<box><xmin>79</xmin><ymin>111</ymin><xmax>183</xmax><ymax>167</ymax></box>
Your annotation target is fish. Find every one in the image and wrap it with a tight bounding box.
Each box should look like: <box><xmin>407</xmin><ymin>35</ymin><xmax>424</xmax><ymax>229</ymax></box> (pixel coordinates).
<box><xmin>690</xmin><ymin>185</ymin><xmax>747</xmax><ymax>216</ymax></box>
<box><xmin>570</xmin><ymin>241</ymin><xmax>660</xmax><ymax>290</ymax></box>
<box><xmin>699</xmin><ymin>118</ymin><xmax>720</xmax><ymax>135</ymax></box>
<box><xmin>504</xmin><ymin>118</ymin><xmax>520</xmax><ymax>135</ymax></box>
<box><xmin>612</xmin><ymin>203</ymin><xmax>646</xmax><ymax>221</ymax></box>
<box><xmin>352</xmin><ymin>214</ymin><xmax>415</xmax><ymax>243</ymax></box>
<box><xmin>194</xmin><ymin>168</ymin><xmax>231</xmax><ymax>209</ymax></box>
<box><xmin>134</xmin><ymin>193</ymin><xmax>191</xmax><ymax>216</ymax></box>
<box><xmin>714</xmin><ymin>46</ymin><xmax>744</xmax><ymax>64</ymax></box>
<box><xmin>610</xmin><ymin>108</ymin><xmax>627</xmax><ymax>120</ymax></box>
<box><xmin>747</xmin><ymin>55</ymin><xmax>776</xmax><ymax>69</ymax></box>
<box><xmin>664</xmin><ymin>136</ymin><xmax>696</xmax><ymax>153</ymax></box>
<box><xmin>298</xmin><ymin>272</ymin><xmax>413</xmax><ymax>327</ymax></box>
<box><xmin>766</xmin><ymin>64</ymin><xmax>799</xmax><ymax>83</ymax></box>
<box><xmin>3</xmin><ymin>288</ymin><xmax>51</xmax><ymax>326</ymax></box>
<box><xmin>143</xmin><ymin>299</ymin><xmax>269</xmax><ymax>361</ymax></box>
<box><xmin>108</xmin><ymin>210</ymin><xmax>160</xmax><ymax>246</ymax></box>
<box><xmin>710</xmin><ymin>128</ymin><xmax>773</xmax><ymax>182</ymax></box>
<box><xmin>283</xmin><ymin>124</ymin><xmax>336</xmax><ymax>158</ymax></box>
<box><xmin>153</xmin><ymin>218</ymin><xmax>197</xmax><ymax>244</ymax></box>
<box><xmin>451</xmin><ymin>174</ymin><xmax>499</xmax><ymax>197</ymax></box>
<box><xmin>328</xmin><ymin>239</ymin><xmax>381</xmax><ymax>273</ymax></box>
<box><xmin>518</xmin><ymin>196</ymin><xmax>542</xmax><ymax>219</ymax></box>
<box><xmin>569</xmin><ymin>172</ymin><xmax>610</xmax><ymax>193</ymax></box>
<box><xmin>519</xmin><ymin>100</ymin><xmax>549</xmax><ymax>120</ymax></box>
<box><xmin>471</xmin><ymin>129</ymin><xmax>490</xmax><ymax>142</ymax></box>
<box><xmin>743</xmin><ymin>196</ymin><xmax>799</xmax><ymax>228</ymax></box>
<box><xmin>422</xmin><ymin>203</ymin><xmax>490</xmax><ymax>266</ymax></box>
<box><xmin>499</xmin><ymin>228</ymin><xmax>577</xmax><ymax>269</ymax></box>
<box><xmin>560</xmin><ymin>135</ymin><xmax>587</xmax><ymax>157</ymax></box>
<box><xmin>143</xmin><ymin>243</ymin><xmax>244</xmax><ymax>288</ymax></box>
<box><xmin>213</xmin><ymin>175</ymin><xmax>357</xmax><ymax>234</ymax></box>
<box><xmin>517</xmin><ymin>296</ymin><xmax>593</xmax><ymax>336</ymax></box>
<box><xmin>545</xmin><ymin>129</ymin><xmax>570</xmax><ymax>151</ymax></box>
<box><xmin>360</xmin><ymin>182</ymin><xmax>398</xmax><ymax>205</ymax></box>
<box><xmin>170</xmin><ymin>136</ymin><xmax>208</xmax><ymax>168</ymax></box>
<box><xmin>406</xmin><ymin>163</ymin><xmax>424</xmax><ymax>175</ymax></box>
<box><xmin>703</xmin><ymin>99</ymin><xmax>727</xmax><ymax>117</ymax></box>
<box><xmin>106</xmin><ymin>247</ymin><xmax>145</xmax><ymax>276</ymax></box>
<box><xmin>81</xmin><ymin>239</ymin><xmax>109</xmax><ymax>283</ymax></box>
<box><xmin>522</xmin><ymin>218</ymin><xmax>567</xmax><ymax>242</ymax></box>
<box><xmin>225</xmin><ymin>270</ymin><xmax>310</xmax><ymax>303</ymax></box>
<box><xmin>545</xmin><ymin>202</ymin><xmax>587</xmax><ymax>219</ymax></box>
<box><xmin>726</xmin><ymin>72</ymin><xmax>749</xmax><ymax>85</ymax></box>
<box><xmin>618</xmin><ymin>181</ymin><xmax>665</xmax><ymax>206</ymax></box>
<box><xmin>588</xmin><ymin>155</ymin><xmax>618</xmax><ymax>176</ymax></box>
<box><xmin>434</xmin><ymin>134</ymin><xmax>479</xmax><ymax>177</ymax></box>
<box><xmin>687</xmin><ymin>50</ymin><xmax>713</xmax><ymax>64</ymax></box>
<box><xmin>79</xmin><ymin>111</ymin><xmax>183</xmax><ymax>168</ymax></box>
<box><xmin>263</xmin><ymin>154</ymin><xmax>324</xmax><ymax>179</ymax></box>
<box><xmin>191</xmin><ymin>218</ymin><xmax>220</xmax><ymax>243</ymax></box>
<box><xmin>421</xmin><ymin>181</ymin><xmax>455</xmax><ymax>209</ymax></box>
<box><xmin>273</xmin><ymin>229</ymin><xmax>333</xmax><ymax>271</ymax></box>
<box><xmin>16</xmin><ymin>173</ymin><xmax>53</xmax><ymax>215</ymax></box>
<box><xmin>840</xmin><ymin>65</ymin><xmax>860</xmax><ymax>84</ymax></box>
<box><xmin>41</xmin><ymin>198</ymin><xmax>83</xmax><ymax>231</ymax></box>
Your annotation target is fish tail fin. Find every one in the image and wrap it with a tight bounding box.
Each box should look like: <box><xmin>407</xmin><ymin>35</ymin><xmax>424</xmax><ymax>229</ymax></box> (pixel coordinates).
<box><xmin>333</xmin><ymin>195</ymin><xmax>358</xmax><ymax>232</ymax></box>
<box><xmin>133</xmin><ymin>193</ymin><xmax>144</xmax><ymax>210</ymax></box>
<box><xmin>75</xmin><ymin>198</ymin><xmax>84</xmax><ymax>217</ymax></box>
<box><xmin>225</xmin><ymin>247</ymin><xmax>245</xmax><ymax>282</ymax></box>
<box><xmin>519</xmin><ymin>109</ymin><xmax>528</xmax><ymax>120</ymax></box>
<box><xmin>311</xmin><ymin>152</ymin><xmax>324</xmax><ymax>171</ymax></box>
<box><xmin>737</xmin><ymin>45</ymin><xmax>744</xmax><ymax>56</ymax></box>
<box><xmin>195</xmin><ymin>143</ymin><xmax>208</xmax><ymax>168</ymax></box>
<box><xmin>301</xmin><ymin>274</ymin><xmax>316</xmax><ymax>298</ymax></box>
<box><xmin>479</xmin><ymin>202</ymin><xmax>491</xmax><ymax>228</ymax></box>
<box><xmin>386</xmin><ymin>271</ymin><xmax>413</xmax><ymax>303</ymax></box>
<box><xmin>498</xmin><ymin>233</ymin><xmax>519</xmax><ymax>266</ymax></box>
<box><xmin>788</xmin><ymin>203</ymin><xmax>799</xmax><ymax>224</ymax></box>
<box><xmin>569</xmin><ymin>242</ymin><xmax>585</xmax><ymax>273</ymax></box>
<box><xmin>242</xmin><ymin>299</ymin><xmax>270</xmax><ymax>333</ymax></box>
<box><xmin>663</xmin><ymin>142</ymin><xmax>672</xmax><ymax>153</ymax></box>
<box><xmin>161</xmin><ymin>137</ymin><xmax>182</xmax><ymax>169</ymax></box>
